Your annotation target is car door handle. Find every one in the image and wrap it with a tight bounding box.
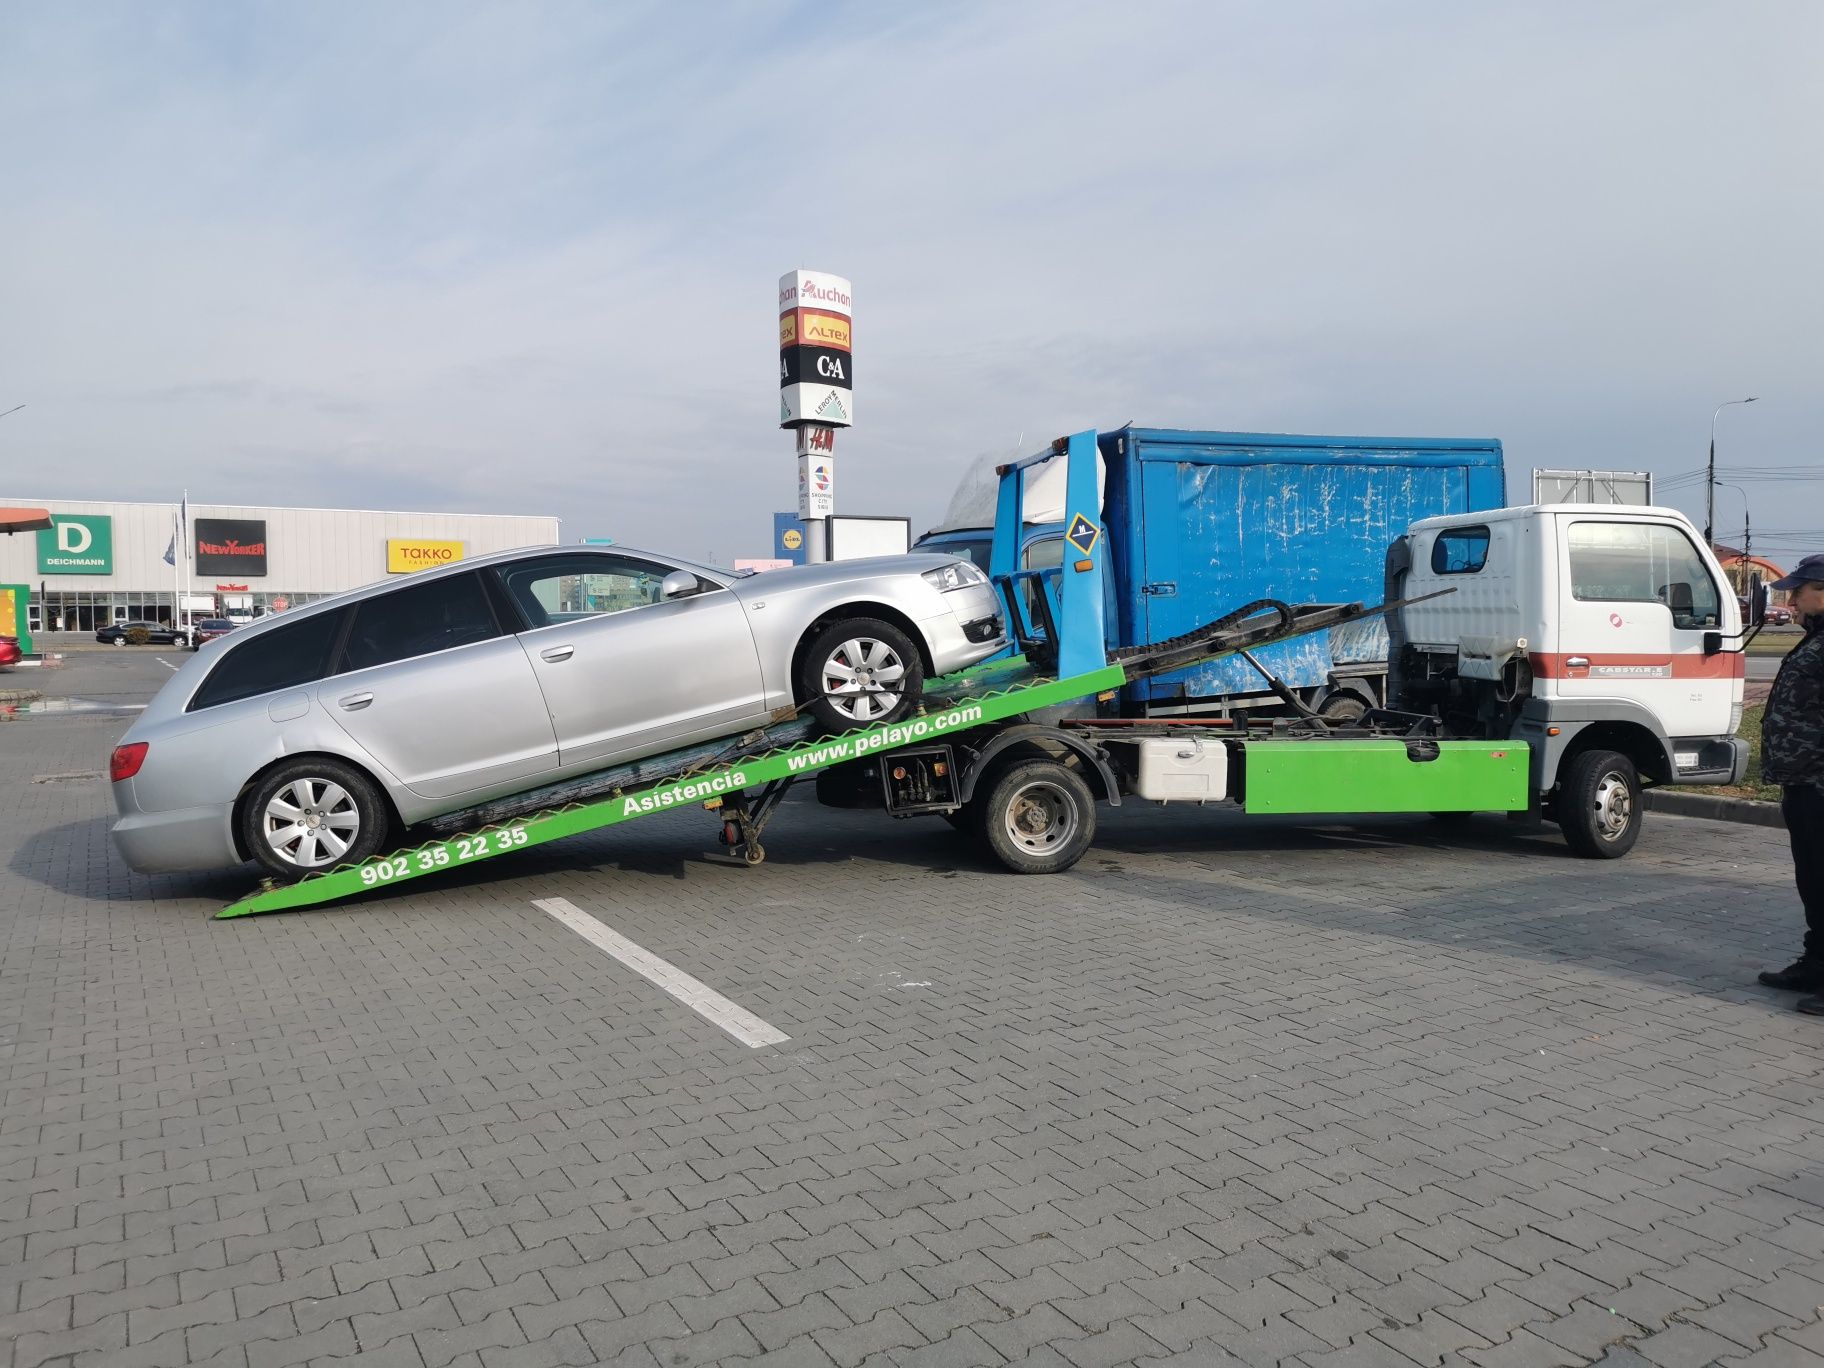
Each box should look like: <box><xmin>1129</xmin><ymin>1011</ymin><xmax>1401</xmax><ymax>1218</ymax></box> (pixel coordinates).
<box><xmin>1566</xmin><ymin>657</ymin><xmax>1590</xmax><ymax>669</ymax></box>
<box><xmin>540</xmin><ymin>645</ymin><xmax>575</xmax><ymax>662</ymax></box>
<box><xmin>338</xmin><ymin>692</ymin><xmax>374</xmax><ymax>710</ymax></box>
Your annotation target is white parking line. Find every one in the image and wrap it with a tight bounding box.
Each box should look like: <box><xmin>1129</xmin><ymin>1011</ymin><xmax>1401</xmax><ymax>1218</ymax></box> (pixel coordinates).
<box><xmin>155</xmin><ymin>658</ymin><xmax>179</xmax><ymax>671</ymax></box>
<box><xmin>531</xmin><ymin>897</ymin><xmax>790</xmax><ymax>1048</ymax></box>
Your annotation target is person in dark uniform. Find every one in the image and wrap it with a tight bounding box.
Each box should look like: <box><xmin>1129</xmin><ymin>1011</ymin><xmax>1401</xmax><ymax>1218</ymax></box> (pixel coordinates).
<box><xmin>1755</xmin><ymin>554</ymin><xmax>1824</xmax><ymax>1012</ymax></box>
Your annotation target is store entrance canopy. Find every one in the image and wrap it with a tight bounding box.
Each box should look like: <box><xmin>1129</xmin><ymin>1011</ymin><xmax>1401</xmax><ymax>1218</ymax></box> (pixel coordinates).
<box><xmin>0</xmin><ymin>506</ymin><xmax>53</xmax><ymax>535</ymax></box>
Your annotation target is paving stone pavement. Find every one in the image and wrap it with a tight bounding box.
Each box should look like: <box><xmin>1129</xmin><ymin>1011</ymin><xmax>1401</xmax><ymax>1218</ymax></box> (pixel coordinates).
<box><xmin>5</xmin><ymin>670</ymin><xmax>1824</xmax><ymax>1368</ymax></box>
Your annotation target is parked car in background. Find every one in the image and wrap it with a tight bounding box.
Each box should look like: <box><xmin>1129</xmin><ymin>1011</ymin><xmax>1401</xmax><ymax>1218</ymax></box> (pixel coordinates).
<box><xmin>0</xmin><ymin>636</ymin><xmax>21</xmax><ymax>670</ymax></box>
<box><xmin>108</xmin><ymin>543</ymin><xmax>1007</xmax><ymax>880</ymax></box>
<box><xmin>188</xmin><ymin>618</ymin><xmax>238</xmax><ymax>650</ymax></box>
<box><xmin>95</xmin><ymin>620</ymin><xmax>188</xmax><ymax>646</ymax></box>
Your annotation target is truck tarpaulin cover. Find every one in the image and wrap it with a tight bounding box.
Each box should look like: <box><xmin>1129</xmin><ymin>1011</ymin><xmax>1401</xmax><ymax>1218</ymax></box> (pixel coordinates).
<box><xmin>194</xmin><ymin>519</ymin><xmax>268</xmax><ymax>576</ymax></box>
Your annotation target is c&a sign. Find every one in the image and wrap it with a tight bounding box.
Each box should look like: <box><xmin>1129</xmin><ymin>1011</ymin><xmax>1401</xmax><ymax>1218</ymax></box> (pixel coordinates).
<box><xmin>37</xmin><ymin>515</ymin><xmax>113</xmax><ymax>575</ymax></box>
<box><xmin>387</xmin><ymin>539</ymin><xmax>465</xmax><ymax>574</ymax></box>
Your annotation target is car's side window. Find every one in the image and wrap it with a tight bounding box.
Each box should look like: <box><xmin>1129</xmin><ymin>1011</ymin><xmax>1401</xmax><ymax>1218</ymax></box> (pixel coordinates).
<box><xmin>338</xmin><ymin>572</ymin><xmax>502</xmax><ymax>673</ymax></box>
<box><xmin>493</xmin><ymin>555</ymin><xmax>682</xmax><ymax>628</ymax></box>
<box><xmin>188</xmin><ymin>609</ymin><xmax>348</xmax><ymax>711</ymax></box>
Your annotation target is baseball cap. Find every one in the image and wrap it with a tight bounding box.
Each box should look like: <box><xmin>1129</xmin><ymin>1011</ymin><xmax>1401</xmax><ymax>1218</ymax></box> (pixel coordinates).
<box><xmin>1772</xmin><ymin>553</ymin><xmax>1824</xmax><ymax>590</ymax></box>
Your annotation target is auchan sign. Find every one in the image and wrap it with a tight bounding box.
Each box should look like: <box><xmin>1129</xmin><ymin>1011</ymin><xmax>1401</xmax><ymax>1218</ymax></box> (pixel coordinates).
<box><xmin>387</xmin><ymin>539</ymin><xmax>465</xmax><ymax>574</ymax></box>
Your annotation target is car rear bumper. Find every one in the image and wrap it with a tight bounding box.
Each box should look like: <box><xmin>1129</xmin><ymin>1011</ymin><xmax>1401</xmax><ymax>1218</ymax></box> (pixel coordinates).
<box><xmin>111</xmin><ymin>794</ymin><xmax>241</xmax><ymax>873</ymax></box>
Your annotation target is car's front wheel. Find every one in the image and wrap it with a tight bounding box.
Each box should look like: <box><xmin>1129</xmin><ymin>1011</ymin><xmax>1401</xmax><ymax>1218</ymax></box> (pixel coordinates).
<box><xmin>241</xmin><ymin>758</ymin><xmax>390</xmax><ymax>881</ymax></box>
<box><xmin>796</xmin><ymin>618</ymin><xmax>925</xmax><ymax>733</ymax></box>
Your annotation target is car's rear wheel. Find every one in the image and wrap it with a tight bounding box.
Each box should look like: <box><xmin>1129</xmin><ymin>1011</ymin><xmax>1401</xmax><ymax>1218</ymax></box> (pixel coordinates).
<box><xmin>797</xmin><ymin>618</ymin><xmax>925</xmax><ymax>733</ymax></box>
<box><xmin>242</xmin><ymin>758</ymin><xmax>389</xmax><ymax>881</ymax></box>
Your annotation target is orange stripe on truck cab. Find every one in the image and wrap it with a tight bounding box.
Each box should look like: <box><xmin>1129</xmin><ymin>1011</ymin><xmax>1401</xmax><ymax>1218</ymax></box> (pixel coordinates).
<box><xmin>1528</xmin><ymin>652</ymin><xmax>1745</xmax><ymax>680</ymax></box>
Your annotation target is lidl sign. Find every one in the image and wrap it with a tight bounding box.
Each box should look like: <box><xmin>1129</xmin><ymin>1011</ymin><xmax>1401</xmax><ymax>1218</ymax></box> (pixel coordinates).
<box><xmin>37</xmin><ymin>515</ymin><xmax>113</xmax><ymax>575</ymax></box>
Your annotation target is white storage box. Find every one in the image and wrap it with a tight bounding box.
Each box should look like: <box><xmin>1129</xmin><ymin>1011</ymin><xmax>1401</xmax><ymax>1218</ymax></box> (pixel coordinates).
<box><xmin>1132</xmin><ymin>737</ymin><xmax>1230</xmax><ymax>801</ymax></box>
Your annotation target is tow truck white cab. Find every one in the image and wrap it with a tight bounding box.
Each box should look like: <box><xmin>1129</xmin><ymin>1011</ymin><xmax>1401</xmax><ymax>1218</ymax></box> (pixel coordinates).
<box><xmin>1385</xmin><ymin>503</ymin><xmax>1747</xmax><ymax>854</ymax></box>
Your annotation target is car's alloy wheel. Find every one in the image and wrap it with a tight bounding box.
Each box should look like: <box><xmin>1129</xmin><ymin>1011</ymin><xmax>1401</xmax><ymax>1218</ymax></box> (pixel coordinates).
<box><xmin>242</xmin><ymin>757</ymin><xmax>390</xmax><ymax>881</ymax></box>
<box><xmin>262</xmin><ymin>779</ymin><xmax>361</xmax><ymax>868</ymax></box>
<box><xmin>797</xmin><ymin>618</ymin><xmax>926</xmax><ymax>733</ymax></box>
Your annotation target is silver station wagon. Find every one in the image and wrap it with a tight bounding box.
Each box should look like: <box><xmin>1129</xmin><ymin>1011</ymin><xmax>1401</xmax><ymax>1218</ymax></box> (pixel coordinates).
<box><xmin>109</xmin><ymin>545</ymin><xmax>1004</xmax><ymax>879</ymax></box>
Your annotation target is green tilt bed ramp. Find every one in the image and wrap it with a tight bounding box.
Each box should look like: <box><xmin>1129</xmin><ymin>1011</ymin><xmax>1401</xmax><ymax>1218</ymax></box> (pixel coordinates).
<box><xmin>218</xmin><ymin>662</ymin><xmax>1127</xmax><ymax>918</ymax></box>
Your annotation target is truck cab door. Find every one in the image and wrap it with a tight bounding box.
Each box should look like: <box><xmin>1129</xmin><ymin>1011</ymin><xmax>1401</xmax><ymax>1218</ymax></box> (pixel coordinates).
<box><xmin>1550</xmin><ymin>516</ymin><xmax>1741</xmax><ymax>741</ymax></box>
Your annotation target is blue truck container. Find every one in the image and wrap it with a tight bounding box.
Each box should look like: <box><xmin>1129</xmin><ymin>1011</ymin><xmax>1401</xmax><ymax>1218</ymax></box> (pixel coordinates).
<box><xmin>916</xmin><ymin>426</ymin><xmax>1506</xmax><ymax>717</ymax></box>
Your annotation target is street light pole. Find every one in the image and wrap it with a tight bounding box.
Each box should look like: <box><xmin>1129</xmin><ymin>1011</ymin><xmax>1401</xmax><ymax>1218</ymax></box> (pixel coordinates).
<box><xmin>1716</xmin><ymin>481</ymin><xmax>1752</xmax><ymax>588</ymax></box>
<box><xmin>1706</xmin><ymin>397</ymin><xmax>1758</xmax><ymax>547</ymax></box>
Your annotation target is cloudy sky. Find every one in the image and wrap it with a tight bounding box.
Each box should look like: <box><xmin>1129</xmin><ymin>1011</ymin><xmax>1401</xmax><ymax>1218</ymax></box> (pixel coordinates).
<box><xmin>1</xmin><ymin>2</ymin><xmax>1818</xmax><ymax>565</ymax></box>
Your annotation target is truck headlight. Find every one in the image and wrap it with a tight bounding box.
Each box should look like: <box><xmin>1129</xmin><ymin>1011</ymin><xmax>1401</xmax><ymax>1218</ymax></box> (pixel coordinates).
<box><xmin>922</xmin><ymin>560</ymin><xmax>987</xmax><ymax>592</ymax></box>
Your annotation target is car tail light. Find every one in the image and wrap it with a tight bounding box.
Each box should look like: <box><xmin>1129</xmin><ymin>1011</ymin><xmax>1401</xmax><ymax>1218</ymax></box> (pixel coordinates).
<box><xmin>110</xmin><ymin>742</ymin><xmax>149</xmax><ymax>782</ymax></box>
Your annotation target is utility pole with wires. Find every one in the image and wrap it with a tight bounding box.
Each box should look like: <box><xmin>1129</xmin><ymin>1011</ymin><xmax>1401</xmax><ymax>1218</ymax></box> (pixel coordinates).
<box><xmin>1706</xmin><ymin>397</ymin><xmax>1758</xmax><ymax>547</ymax></box>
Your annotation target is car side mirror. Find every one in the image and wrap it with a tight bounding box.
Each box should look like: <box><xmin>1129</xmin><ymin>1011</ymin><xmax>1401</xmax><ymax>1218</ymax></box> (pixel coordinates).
<box><xmin>660</xmin><ymin>570</ymin><xmax>704</xmax><ymax>600</ymax></box>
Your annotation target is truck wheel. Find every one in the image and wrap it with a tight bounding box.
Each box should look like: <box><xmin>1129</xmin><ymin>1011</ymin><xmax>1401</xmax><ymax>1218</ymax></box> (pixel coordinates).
<box><xmin>241</xmin><ymin>757</ymin><xmax>389</xmax><ymax>881</ymax></box>
<box><xmin>977</xmin><ymin>760</ymin><xmax>1096</xmax><ymax>875</ymax></box>
<box><xmin>1556</xmin><ymin>749</ymin><xmax>1641</xmax><ymax>859</ymax></box>
<box><xmin>797</xmin><ymin>618</ymin><xmax>925</xmax><ymax>734</ymax></box>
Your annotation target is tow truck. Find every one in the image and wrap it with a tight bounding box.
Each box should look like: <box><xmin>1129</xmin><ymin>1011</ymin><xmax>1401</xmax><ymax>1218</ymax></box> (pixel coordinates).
<box><xmin>220</xmin><ymin>430</ymin><xmax>1747</xmax><ymax>917</ymax></box>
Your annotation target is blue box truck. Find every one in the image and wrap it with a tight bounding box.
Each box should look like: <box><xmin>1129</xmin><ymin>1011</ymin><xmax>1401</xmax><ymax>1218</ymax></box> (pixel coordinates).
<box><xmin>915</xmin><ymin>426</ymin><xmax>1507</xmax><ymax>718</ymax></box>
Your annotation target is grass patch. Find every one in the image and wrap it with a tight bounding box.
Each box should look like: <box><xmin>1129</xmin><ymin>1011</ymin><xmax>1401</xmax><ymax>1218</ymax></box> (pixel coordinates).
<box><xmin>1747</xmin><ymin>629</ymin><xmax>1801</xmax><ymax>657</ymax></box>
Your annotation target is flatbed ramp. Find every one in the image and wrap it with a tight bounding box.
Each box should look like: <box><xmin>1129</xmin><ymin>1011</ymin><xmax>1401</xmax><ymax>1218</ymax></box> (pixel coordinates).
<box><xmin>217</xmin><ymin>662</ymin><xmax>1126</xmax><ymax>918</ymax></box>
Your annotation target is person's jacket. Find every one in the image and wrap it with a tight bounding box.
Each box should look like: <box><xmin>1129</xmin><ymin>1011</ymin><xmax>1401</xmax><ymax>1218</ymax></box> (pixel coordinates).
<box><xmin>1763</xmin><ymin>616</ymin><xmax>1824</xmax><ymax>786</ymax></box>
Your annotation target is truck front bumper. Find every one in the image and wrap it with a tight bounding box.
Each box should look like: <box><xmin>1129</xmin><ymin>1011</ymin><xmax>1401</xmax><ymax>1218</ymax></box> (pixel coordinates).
<box><xmin>1667</xmin><ymin>735</ymin><xmax>1749</xmax><ymax>786</ymax></box>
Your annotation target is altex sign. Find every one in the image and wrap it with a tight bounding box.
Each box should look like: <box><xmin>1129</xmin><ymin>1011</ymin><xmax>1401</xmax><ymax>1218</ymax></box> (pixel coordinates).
<box><xmin>37</xmin><ymin>515</ymin><xmax>113</xmax><ymax>575</ymax></box>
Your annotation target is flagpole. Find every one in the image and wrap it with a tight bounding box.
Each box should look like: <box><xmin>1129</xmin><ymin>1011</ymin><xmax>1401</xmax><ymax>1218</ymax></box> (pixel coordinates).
<box><xmin>181</xmin><ymin>490</ymin><xmax>191</xmax><ymax>641</ymax></box>
<box><xmin>171</xmin><ymin>501</ymin><xmax>181</xmax><ymax>637</ymax></box>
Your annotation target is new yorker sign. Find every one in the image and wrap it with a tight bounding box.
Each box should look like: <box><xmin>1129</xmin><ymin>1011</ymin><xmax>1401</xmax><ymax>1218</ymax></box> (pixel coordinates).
<box><xmin>194</xmin><ymin>519</ymin><xmax>269</xmax><ymax>576</ymax></box>
<box><xmin>36</xmin><ymin>515</ymin><xmax>113</xmax><ymax>575</ymax></box>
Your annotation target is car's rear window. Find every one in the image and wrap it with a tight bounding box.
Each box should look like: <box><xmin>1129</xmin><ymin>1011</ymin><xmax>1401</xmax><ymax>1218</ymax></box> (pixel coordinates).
<box><xmin>189</xmin><ymin>609</ymin><xmax>347</xmax><ymax>711</ymax></box>
<box><xmin>339</xmin><ymin>572</ymin><xmax>500</xmax><ymax>671</ymax></box>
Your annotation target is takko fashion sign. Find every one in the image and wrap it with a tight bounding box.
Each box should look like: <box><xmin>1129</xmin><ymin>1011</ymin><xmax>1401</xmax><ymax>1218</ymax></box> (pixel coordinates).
<box><xmin>387</xmin><ymin>539</ymin><xmax>465</xmax><ymax>574</ymax></box>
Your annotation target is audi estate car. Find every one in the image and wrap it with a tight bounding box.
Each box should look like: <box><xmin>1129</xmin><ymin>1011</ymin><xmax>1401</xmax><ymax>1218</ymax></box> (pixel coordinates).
<box><xmin>109</xmin><ymin>544</ymin><xmax>1005</xmax><ymax>880</ymax></box>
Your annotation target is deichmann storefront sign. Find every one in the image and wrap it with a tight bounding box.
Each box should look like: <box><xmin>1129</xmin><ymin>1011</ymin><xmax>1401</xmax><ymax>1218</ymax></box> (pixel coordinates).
<box><xmin>387</xmin><ymin>539</ymin><xmax>465</xmax><ymax>574</ymax></box>
<box><xmin>194</xmin><ymin>519</ymin><xmax>268</xmax><ymax>576</ymax></box>
<box><xmin>36</xmin><ymin>515</ymin><xmax>113</xmax><ymax>575</ymax></box>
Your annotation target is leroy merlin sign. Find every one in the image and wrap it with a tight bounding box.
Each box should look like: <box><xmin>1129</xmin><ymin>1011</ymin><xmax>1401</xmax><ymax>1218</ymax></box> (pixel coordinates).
<box><xmin>37</xmin><ymin>515</ymin><xmax>113</xmax><ymax>575</ymax></box>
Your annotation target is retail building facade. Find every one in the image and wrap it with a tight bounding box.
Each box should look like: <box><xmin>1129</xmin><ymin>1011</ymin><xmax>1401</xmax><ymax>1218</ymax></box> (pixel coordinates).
<box><xmin>0</xmin><ymin>499</ymin><xmax>560</xmax><ymax>633</ymax></box>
